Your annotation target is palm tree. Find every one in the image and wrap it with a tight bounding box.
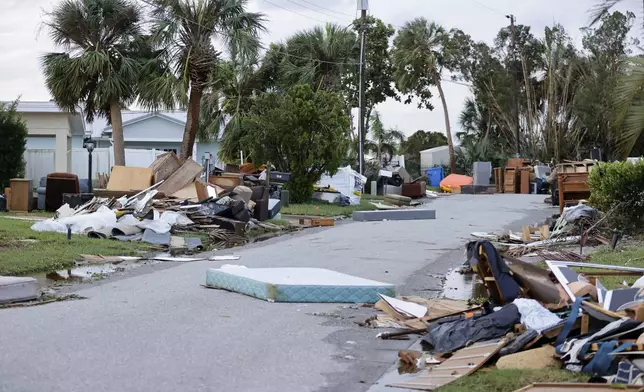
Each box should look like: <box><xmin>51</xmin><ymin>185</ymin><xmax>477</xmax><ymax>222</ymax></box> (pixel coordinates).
<box><xmin>365</xmin><ymin>111</ymin><xmax>405</xmax><ymax>167</ymax></box>
<box><xmin>392</xmin><ymin>18</ymin><xmax>456</xmax><ymax>173</ymax></box>
<box><xmin>149</xmin><ymin>0</ymin><xmax>265</xmax><ymax>160</ymax></box>
<box><xmin>279</xmin><ymin>23</ymin><xmax>358</xmax><ymax>91</ymax></box>
<box><xmin>41</xmin><ymin>0</ymin><xmax>145</xmax><ymax>166</ymax></box>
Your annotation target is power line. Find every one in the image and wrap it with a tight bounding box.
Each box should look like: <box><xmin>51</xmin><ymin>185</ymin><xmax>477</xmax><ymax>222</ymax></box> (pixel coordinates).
<box><xmin>295</xmin><ymin>0</ymin><xmax>356</xmax><ymax>18</ymax></box>
<box><xmin>262</xmin><ymin>0</ymin><xmax>336</xmax><ymax>24</ymax></box>
<box><xmin>281</xmin><ymin>0</ymin><xmax>353</xmax><ymax>21</ymax></box>
<box><xmin>466</xmin><ymin>0</ymin><xmax>506</xmax><ymax>17</ymax></box>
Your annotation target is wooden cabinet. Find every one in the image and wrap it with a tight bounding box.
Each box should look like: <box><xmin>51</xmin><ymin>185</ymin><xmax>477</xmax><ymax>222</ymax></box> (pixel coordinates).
<box><xmin>557</xmin><ymin>173</ymin><xmax>590</xmax><ymax>214</ymax></box>
<box><xmin>9</xmin><ymin>179</ymin><xmax>32</xmax><ymax>212</ymax></box>
<box><xmin>504</xmin><ymin>168</ymin><xmax>519</xmax><ymax>193</ymax></box>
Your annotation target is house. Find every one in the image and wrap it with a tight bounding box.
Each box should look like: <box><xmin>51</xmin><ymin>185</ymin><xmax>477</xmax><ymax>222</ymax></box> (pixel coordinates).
<box><xmin>16</xmin><ymin>101</ymin><xmax>86</xmax><ymax>173</ymax></box>
<box><xmin>89</xmin><ymin>110</ymin><xmax>221</xmax><ymax>166</ymax></box>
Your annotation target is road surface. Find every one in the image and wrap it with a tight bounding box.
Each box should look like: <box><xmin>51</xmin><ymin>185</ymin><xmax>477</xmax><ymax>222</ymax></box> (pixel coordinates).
<box><xmin>0</xmin><ymin>194</ymin><xmax>553</xmax><ymax>392</ymax></box>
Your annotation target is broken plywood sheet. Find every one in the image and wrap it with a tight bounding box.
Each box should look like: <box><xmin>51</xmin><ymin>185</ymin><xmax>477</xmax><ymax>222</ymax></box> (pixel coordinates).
<box><xmin>205</xmin><ymin>266</ymin><xmax>395</xmax><ymax>303</ymax></box>
<box><xmin>388</xmin><ymin>339</ymin><xmax>508</xmax><ymax>391</ymax></box>
<box><xmin>171</xmin><ymin>181</ymin><xmax>208</xmax><ymax>202</ymax></box>
<box><xmin>149</xmin><ymin>152</ymin><xmax>182</xmax><ymax>183</ymax></box>
<box><xmin>157</xmin><ymin>160</ymin><xmax>203</xmax><ymax>196</ymax></box>
<box><xmin>106</xmin><ymin>166</ymin><xmax>154</xmax><ymax>192</ymax></box>
<box><xmin>513</xmin><ymin>384</ymin><xmax>644</xmax><ymax>392</ymax></box>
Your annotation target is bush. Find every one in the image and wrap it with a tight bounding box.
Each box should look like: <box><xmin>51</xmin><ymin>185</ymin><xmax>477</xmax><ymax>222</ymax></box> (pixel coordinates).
<box><xmin>588</xmin><ymin>160</ymin><xmax>644</xmax><ymax>232</ymax></box>
<box><xmin>0</xmin><ymin>101</ymin><xmax>27</xmax><ymax>190</ymax></box>
<box><xmin>242</xmin><ymin>85</ymin><xmax>350</xmax><ymax>203</ymax></box>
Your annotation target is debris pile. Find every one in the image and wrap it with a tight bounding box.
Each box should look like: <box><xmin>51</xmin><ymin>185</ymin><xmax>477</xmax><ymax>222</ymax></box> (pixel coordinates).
<box><xmin>29</xmin><ymin>153</ymin><xmax>289</xmax><ymax>252</ymax></box>
<box><xmin>363</xmin><ymin>237</ymin><xmax>644</xmax><ymax>391</ymax></box>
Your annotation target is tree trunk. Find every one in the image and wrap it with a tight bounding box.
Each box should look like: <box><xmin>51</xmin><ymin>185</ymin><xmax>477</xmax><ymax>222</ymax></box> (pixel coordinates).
<box><xmin>110</xmin><ymin>100</ymin><xmax>125</xmax><ymax>166</ymax></box>
<box><xmin>434</xmin><ymin>74</ymin><xmax>456</xmax><ymax>174</ymax></box>
<box><xmin>180</xmin><ymin>85</ymin><xmax>202</xmax><ymax>161</ymax></box>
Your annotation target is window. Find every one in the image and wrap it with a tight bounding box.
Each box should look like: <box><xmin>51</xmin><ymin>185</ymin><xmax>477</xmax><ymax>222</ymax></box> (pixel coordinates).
<box><xmin>163</xmin><ymin>149</ymin><xmax>177</xmax><ymax>154</ymax></box>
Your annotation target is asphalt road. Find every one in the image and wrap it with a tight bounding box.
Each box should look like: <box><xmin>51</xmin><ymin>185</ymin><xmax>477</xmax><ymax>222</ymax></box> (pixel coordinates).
<box><xmin>0</xmin><ymin>194</ymin><xmax>554</xmax><ymax>392</ymax></box>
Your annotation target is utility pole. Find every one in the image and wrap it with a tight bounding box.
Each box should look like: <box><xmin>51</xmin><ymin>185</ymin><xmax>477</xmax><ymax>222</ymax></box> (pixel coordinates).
<box><xmin>357</xmin><ymin>0</ymin><xmax>368</xmax><ymax>175</ymax></box>
<box><xmin>507</xmin><ymin>14</ymin><xmax>520</xmax><ymax>157</ymax></box>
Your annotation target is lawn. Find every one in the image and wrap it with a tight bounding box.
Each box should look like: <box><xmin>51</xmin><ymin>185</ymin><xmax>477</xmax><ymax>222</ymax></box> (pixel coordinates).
<box><xmin>0</xmin><ymin>217</ymin><xmax>151</xmax><ymax>275</ymax></box>
<box><xmin>579</xmin><ymin>245</ymin><xmax>644</xmax><ymax>288</ymax></box>
<box><xmin>281</xmin><ymin>198</ymin><xmax>378</xmax><ymax>217</ymax></box>
<box><xmin>439</xmin><ymin>368</ymin><xmax>588</xmax><ymax>392</ymax></box>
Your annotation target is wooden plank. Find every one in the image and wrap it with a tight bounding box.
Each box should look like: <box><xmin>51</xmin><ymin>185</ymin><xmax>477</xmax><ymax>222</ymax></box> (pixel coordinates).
<box><xmin>520</xmin><ymin>169</ymin><xmax>530</xmax><ymax>194</ymax></box>
<box><xmin>298</xmin><ymin>217</ymin><xmax>335</xmax><ymax>227</ymax></box>
<box><xmin>208</xmin><ymin>175</ymin><xmax>242</xmax><ymax>188</ymax></box>
<box><xmin>157</xmin><ymin>160</ymin><xmax>203</xmax><ymax>196</ymax></box>
<box><xmin>149</xmin><ymin>152</ymin><xmax>182</xmax><ymax>183</ymax></box>
<box><xmin>106</xmin><ymin>166</ymin><xmax>154</xmax><ymax>192</ymax></box>
<box><xmin>388</xmin><ymin>339</ymin><xmax>507</xmax><ymax>391</ymax></box>
<box><xmin>9</xmin><ymin>179</ymin><xmax>32</xmax><ymax>212</ymax></box>
<box><xmin>539</xmin><ymin>225</ymin><xmax>550</xmax><ymax>240</ymax></box>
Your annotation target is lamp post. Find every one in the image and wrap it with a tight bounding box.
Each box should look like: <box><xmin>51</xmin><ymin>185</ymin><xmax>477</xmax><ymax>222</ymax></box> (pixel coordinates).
<box><xmin>83</xmin><ymin>137</ymin><xmax>95</xmax><ymax>193</ymax></box>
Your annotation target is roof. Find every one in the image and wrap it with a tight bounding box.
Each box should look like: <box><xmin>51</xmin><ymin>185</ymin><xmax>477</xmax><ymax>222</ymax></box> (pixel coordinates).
<box><xmin>89</xmin><ymin>110</ymin><xmax>187</xmax><ymax>138</ymax></box>
<box><xmin>12</xmin><ymin>101</ymin><xmax>86</xmax><ymax>136</ymax></box>
<box><xmin>420</xmin><ymin>145</ymin><xmax>449</xmax><ymax>153</ymax></box>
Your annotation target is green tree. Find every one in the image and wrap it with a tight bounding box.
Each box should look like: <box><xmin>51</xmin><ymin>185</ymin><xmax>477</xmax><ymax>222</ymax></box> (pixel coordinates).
<box><xmin>150</xmin><ymin>0</ymin><xmax>265</xmax><ymax>160</ymax></box>
<box><xmin>242</xmin><ymin>84</ymin><xmax>350</xmax><ymax>202</ymax></box>
<box><xmin>392</xmin><ymin>18</ymin><xmax>457</xmax><ymax>173</ymax></box>
<box><xmin>41</xmin><ymin>0</ymin><xmax>145</xmax><ymax>166</ymax></box>
<box><xmin>0</xmin><ymin>101</ymin><xmax>28</xmax><ymax>190</ymax></box>
<box><xmin>347</xmin><ymin>17</ymin><xmax>397</xmax><ymax>139</ymax></box>
<box><xmin>364</xmin><ymin>111</ymin><xmax>405</xmax><ymax>168</ymax></box>
<box><xmin>275</xmin><ymin>24</ymin><xmax>357</xmax><ymax>92</ymax></box>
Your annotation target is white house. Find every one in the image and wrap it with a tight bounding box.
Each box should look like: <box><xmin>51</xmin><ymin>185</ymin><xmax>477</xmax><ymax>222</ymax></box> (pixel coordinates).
<box><xmin>17</xmin><ymin>101</ymin><xmax>86</xmax><ymax>173</ymax></box>
<box><xmin>89</xmin><ymin>110</ymin><xmax>221</xmax><ymax>166</ymax></box>
<box><xmin>15</xmin><ymin>102</ymin><xmax>221</xmax><ymax>183</ymax></box>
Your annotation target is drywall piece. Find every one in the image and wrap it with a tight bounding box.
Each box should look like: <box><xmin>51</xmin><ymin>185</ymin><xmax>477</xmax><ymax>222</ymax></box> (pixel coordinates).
<box><xmin>379</xmin><ymin>294</ymin><xmax>427</xmax><ymax>318</ymax></box>
<box><xmin>352</xmin><ymin>209</ymin><xmax>436</xmax><ymax>221</ymax></box>
<box><xmin>205</xmin><ymin>266</ymin><xmax>395</xmax><ymax>303</ymax></box>
<box><xmin>0</xmin><ymin>276</ymin><xmax>39</xmax><ymax>304</ymax></box>
<box><xmin>106</xmin><ymin>166</ymin><xmax>154</xmax><ymax>192</ymax></box>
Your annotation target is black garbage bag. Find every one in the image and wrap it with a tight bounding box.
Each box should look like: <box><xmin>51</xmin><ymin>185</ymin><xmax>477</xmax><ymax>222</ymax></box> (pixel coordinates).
<box><xmin>421</xmin><ymin>303</ymin><xmax>520</xmax><ymax>354</ymax></box>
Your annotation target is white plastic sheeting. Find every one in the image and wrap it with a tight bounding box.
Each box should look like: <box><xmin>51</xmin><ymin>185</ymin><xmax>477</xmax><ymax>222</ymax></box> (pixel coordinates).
<box><xmin>316</xmin><ymin>166</ymin><xmax>367</xmax><ymax>206</ymax></box>
<box><xmin>31</xmin><ymin>206</ymin><xmax>117</xmax><ymax>234</ymax></box>
<box><xmin>31</xmin><ymin>208</ymin><xmax>193</xmax><ymax>235</ymax></box>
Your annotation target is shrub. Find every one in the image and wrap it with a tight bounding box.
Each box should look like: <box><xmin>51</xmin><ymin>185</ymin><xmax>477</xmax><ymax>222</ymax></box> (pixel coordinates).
<box><xmin>0</xmin><ymin>101</ymin><xmax>27</xmax><ymax>190</ymax></box>
<box><xmin>588</xmin><ymin>160</ymin><xmax>644</xmax><ymax>232</ymax></box>
<box><xmin>242</xmin><ymin>85</ymin><xmax>350</xmax><ymax>203</ymax></box>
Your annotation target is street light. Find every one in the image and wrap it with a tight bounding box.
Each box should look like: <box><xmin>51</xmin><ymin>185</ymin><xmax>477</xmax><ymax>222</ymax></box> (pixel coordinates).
<box><xmin>83</xmin><ymin>137</ymin><xmax>95</xmax><ymax>193</ymax></box>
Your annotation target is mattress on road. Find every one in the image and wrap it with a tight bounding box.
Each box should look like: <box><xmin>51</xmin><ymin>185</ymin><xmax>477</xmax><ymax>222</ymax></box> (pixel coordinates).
<box><xmin>206</xmin><ymin>266</ymin><xmax>395</xmax><ymax>303</ymax></box>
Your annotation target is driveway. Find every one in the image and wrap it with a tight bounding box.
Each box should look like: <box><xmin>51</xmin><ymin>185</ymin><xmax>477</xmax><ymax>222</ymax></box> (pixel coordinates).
<box><xmin>0</xmin><ymin>194</ymin><xmax>553</xmax><ymax>392</ymax></box>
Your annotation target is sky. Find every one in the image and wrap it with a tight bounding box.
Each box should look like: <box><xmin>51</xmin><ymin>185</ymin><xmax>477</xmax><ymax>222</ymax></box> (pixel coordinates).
<box><xmin>0</xmin><ymin>0</ymin><xmax>636</xmax><ymax>138</ymax></box>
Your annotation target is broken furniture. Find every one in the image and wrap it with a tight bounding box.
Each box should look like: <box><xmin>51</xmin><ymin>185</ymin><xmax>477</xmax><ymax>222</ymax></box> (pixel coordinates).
<box><xmin>401</xmin><ymin>181</ymin><xmax>426</xmax><ymax>198</ymax></box>
<box><xmin>504</xmin><ymin>167</ymin><xmax>519</xmax><ymax>193</ymax></box>
<box><xmin>9</xmin><ymin>178</ymin><xmax>32</xmax><ymax>212</ymax></box>
<box><xmin>205</xmin><ymin>266</ymin><xmax>395</xmax><ymax>303</ymax></box>
<box><xmin>557</xmin><ymin>172</ymin><xmax>591</xmax><ymax>214</ymax></box>
<box><xmin>494</xmin><ymin>167</ymin><xmax>504</xmax><ymax>193</ymax></box>
<box><xmin>250</xmin><ymin>186</ymin><xmax>269</xmax><ymax>221</ymax></box>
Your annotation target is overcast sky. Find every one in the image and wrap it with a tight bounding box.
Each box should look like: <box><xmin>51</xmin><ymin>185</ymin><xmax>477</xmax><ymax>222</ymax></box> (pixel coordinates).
<box><xmin>0</xmin><ymin>0</ymin><xmax>636</xmax><ymax>138</ymax></box>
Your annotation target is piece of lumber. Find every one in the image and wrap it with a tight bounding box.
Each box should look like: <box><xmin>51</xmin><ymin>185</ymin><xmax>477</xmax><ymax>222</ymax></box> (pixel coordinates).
<box><xmin>106</xmin><ymin>166</ymin><xmax>154</xmax><ymax>192</ymax></box>
<box><xmin>149</xmin><ymin>152</ymin><xmax>182</xmax><ymax>183</ymax></box>
<box><xmin>157</xmin><ymin>160</ymin><xmax>203</xmax><ymax>196</ymax></box>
